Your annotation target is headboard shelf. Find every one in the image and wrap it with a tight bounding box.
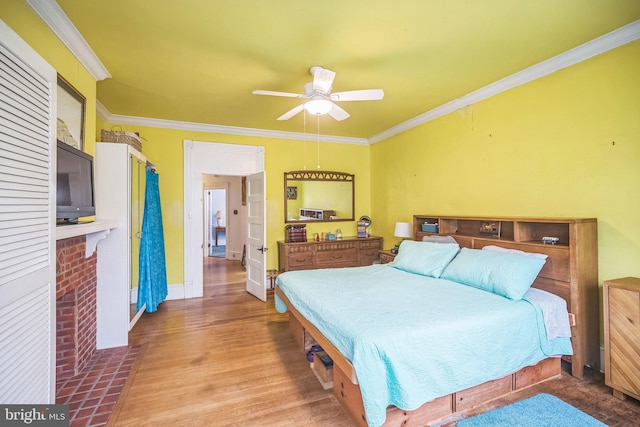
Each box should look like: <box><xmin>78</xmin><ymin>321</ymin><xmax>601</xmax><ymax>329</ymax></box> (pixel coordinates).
<box><xmin>413</xmin><ymin>214</ymin><xmax>598</xmax><ymax>379</ymax></box>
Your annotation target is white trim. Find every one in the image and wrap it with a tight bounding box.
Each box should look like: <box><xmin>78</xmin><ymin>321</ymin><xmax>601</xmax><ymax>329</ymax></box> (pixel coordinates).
<box><xmin>369</xmin><ymin>19</ymin><xmax>640</xmax><ymax>144</ymax></box>
<box><xmin>0</xmin><ymin>19</ymin><xmax>54</xmax><ymax>74</ymax></box>
<box><xmin>25</xmin><ymin>0</ymin><xmax>111</xmax><ymax>81</ymax></box>
<box><xmin>98</xmin><ymin>110</ymin><xmax>369</xmax><ymax>145</ymax></box>
<box><xmin>131</xmin><ymin>283</ymin><xmax>185</xmax><ymax>303</ymax></box>
<box><xmin>96</xmin><ymin>100</ymin><xmax>111</xmax><ymax>121</ymax></box>
<box><xmin>183</xmin><ymin>141</ymin><xmax>264</xmax><ymax>299</ymax></box>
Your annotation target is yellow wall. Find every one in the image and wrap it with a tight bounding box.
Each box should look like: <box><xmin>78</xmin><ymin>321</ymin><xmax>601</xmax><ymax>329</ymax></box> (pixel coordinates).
<box><xmin>4</xmin><ymin>0</ymin><xmax>639</xmax><ymax>301</ymax></box>
<box><xmin>1</xmin><ymin>1</ymin><xmax>98</xmax><ymax>156</ymax></box>
<box><xmin>371</xmin><ymin>40</ymin><xmax>640</xmax><ymax>286</ymax></box>
<box><xmin>98</xmin><ymin>124</ymin><xmax>371</xmax><ymax>285</ymax></box>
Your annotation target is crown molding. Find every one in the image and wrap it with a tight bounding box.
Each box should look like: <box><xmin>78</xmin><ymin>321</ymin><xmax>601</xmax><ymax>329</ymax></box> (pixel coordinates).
<box><xmin>96</xmin><ymin>100</ymin><xmax>111</xmax><ymax>121</ymax></box>
<box><xmin>98</xmin><ymin>105</ymin><xmax>369</xmax><ymax>145</ymax></box>
<box><xmin>369</xmin><ymin>19</ymin><xmax>640</xmax><ymax>144</ymax></box>
<box><xmin>51</xmin><ymin>6</ymin><xmax>638</xmax><ymax>146</ymax></box>
<box><xmin>26</xmin><ymin>0</ymin><xmax>110</xmax><ymax>81</ymax></box>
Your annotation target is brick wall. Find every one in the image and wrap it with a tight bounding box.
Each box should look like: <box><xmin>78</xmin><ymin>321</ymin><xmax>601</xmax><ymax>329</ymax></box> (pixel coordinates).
<box><xmin>56</xmin><ymin>236</ymin><xmax>97</xmax><ymax>381</ymax></box>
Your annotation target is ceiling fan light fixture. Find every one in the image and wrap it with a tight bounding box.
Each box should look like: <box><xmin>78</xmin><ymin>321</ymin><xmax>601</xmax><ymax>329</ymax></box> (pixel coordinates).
<box><xmin>304</xmin><ymin>99</ymin><xmax>332</xmax><ymax>116</ymax></box>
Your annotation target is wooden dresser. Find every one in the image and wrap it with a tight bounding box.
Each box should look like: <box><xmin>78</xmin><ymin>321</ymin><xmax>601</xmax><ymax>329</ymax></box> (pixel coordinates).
<box><xmin>278</xmin><ymin>236</ymin><xmax>383</xmax><ymax>272</ymax></box>
<box><xmin>603</xmin><ymin>277</ymin><xmax>640</xmax><ymax>401</ymax></box>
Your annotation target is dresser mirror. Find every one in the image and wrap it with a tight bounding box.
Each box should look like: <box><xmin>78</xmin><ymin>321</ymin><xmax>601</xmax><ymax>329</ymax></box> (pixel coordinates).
<box><xmin>284</xmin><ymin>170</ymin><xmax>355</xmax><ymax>223</ymax></box>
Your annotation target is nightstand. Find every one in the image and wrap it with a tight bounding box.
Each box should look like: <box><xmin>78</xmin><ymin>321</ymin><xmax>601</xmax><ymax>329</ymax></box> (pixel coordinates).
<box><xmin>603</xmin><ymin>277</ymin><xmax>640</xmax><ymax>401</ymax></box>
<box><xmin>379</xmin><ymin>250</ymin><xmax>396</xmax><ymax>264</ymax></box>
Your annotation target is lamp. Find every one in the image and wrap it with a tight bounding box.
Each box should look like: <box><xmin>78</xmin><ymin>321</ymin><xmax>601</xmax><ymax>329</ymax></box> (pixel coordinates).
<box><xmin>215</xmin><ymin>210</ymin><xmax>223</xmax><ymax>227</ymax></box>
<box><xmin>391</xmin><ymin>222</ymin><xmax>412</xmax><ymax>254</ymax></box>
<box><xmin>304</xmin><ymin>97</ymin><xmax>332</xmax><ymax>116</ymax></box>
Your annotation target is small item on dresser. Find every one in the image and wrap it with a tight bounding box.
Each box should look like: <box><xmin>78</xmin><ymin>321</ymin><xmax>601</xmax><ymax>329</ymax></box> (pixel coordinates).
<box><xmin>285</xmin><ymin>224</ymin><xmax>307</xmax><ymax>243</ymax></box>
<box><xmin>542</xmin><ymin>236</ymin><xmax>560</xmax><ymax>244</ymax></box>
<box><xmin>314</xmin><ymin>233</ymin><xmax>320</xmax><ymax>242</ymax></box>
<box><xmin>358</xmin><ymin>215</ymin><xmax>372</xmax><ymax>238</ymax></box>
<box><xmin>336</xmin><ymin>229</ymin><xmax>342</xmax><ymax>239</ymax></box>
<box><xmin>326</xmin><ymin>233</ymin><xmax>336</xmax><ymax>241</ymax></box>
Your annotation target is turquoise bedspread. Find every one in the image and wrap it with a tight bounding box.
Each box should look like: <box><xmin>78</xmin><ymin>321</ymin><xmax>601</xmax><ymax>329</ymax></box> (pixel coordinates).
<box><xmin>275</xmin><ymin>264</ymin><xmax>572</xmax><ymax>427</ymax></box>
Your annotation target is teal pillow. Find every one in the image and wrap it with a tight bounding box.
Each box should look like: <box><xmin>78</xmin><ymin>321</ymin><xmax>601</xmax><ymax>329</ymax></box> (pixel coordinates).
<box><xmin>391</xmin><ymin>240</ymin><xmax>460</xmax><ymax>278</ymax></box>
<box><xmin>440</xmin><ymin>247</ymin><xmax>546</xmax><ymax>300</ymax></box>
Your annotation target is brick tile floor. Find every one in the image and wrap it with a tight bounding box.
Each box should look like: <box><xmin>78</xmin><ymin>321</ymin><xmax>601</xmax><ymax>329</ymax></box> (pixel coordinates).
<box><xmin>56</xmin><ymin>345</ymin><xmax>142</xmax><ymax>427</ymax></box>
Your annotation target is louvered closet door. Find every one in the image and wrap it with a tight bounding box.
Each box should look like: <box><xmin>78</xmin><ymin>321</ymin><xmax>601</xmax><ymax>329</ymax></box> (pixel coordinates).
<box><xmin>0</xmin><ymin>23</ymin><xmax>56</xmax><ymax>404</ymax></box>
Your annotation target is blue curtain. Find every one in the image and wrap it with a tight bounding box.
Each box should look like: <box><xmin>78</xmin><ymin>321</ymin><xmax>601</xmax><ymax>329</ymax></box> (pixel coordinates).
<box><xmin>137</xmin><ymin>168</ymin><xmax>168</xmax><ymax>312</ymax></box>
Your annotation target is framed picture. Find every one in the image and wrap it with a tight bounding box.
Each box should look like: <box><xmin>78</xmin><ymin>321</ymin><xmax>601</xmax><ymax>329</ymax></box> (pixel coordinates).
<box><xmin>287</xmin><ymin>186</ymin><xmax>298</xmax><ymax>200</ymax></box>
<box><xmin>57</xmin><ymin>75</ymin><xmax>85</xmax><ymax>150</ymax></box>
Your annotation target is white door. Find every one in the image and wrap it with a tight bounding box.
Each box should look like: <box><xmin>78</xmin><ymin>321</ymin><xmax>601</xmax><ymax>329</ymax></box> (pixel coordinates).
<box><xmin>245</xmin><ymin>172</ymin><xmax>266</xmax><ymax>301</ymax></box>
<box><xmin>0</xmin><ymin>21</ymin><xmax>57</xmax><ymax>402</ymax></box>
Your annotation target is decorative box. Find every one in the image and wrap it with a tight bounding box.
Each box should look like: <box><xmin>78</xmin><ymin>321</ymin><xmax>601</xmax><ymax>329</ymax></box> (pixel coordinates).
<box><xmin>312</xmin><ymin>351</ymin><xmax>334</xmax><ymax>390</ymax></box>
<box><xmin>285</xmin><ymin>224</ymin><xmax>307</xmax><ymax>243</ymax></box>
<box><xmin>422</xmin><ymin>223</ymin><xmax>439</xmax><ymax>233</ymax></box>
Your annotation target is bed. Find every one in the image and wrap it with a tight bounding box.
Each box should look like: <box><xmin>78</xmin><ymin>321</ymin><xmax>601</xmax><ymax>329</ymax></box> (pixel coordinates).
<box><xmin>275</xmin><ymin>238</ymin><xmax>575</xmax><ymax>427</ymax></box>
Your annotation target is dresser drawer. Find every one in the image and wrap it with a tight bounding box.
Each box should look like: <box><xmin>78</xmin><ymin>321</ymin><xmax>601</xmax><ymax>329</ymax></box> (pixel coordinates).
<box><xmin>360</xmin><ymin>248</ymin><xmax>380</xmax><ymax>266</ymax></box>
<box><xmin>287</xmin><ymin>253</ymin><xmax>314</xmax><ymax>270</ymax></box>
<box><xmin>359</xmin><ymin>239</ymin><xmax>382</xmax><ymax>250</ymax></box>
<box><xmin>278</xmin><ymin>237</ymin><xmax>383</xmax><ymax>272</ymax></box>
<box><xmin>315</xmin><ymin>248</ymin><xmax>358</xmax><ymax>268</ymax></box>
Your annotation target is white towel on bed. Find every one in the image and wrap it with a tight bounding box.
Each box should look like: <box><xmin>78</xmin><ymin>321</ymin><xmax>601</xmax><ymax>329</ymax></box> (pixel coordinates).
<box><xmin>524</xmin><ymin>287</ymin><xmax>572</xmax><ymax>339</ymax></box>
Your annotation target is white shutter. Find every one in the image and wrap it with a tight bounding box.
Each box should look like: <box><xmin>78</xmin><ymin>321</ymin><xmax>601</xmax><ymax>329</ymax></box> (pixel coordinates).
<box><xmin>0</xmin><ymin>20</ymin><xmax>56</xmax><ymax>404</ymax></box>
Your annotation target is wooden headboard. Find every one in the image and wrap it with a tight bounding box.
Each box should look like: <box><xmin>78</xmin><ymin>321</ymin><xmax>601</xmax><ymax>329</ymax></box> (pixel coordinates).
<box><xmin>413</xmin><ymin>215</ymin><xmax>599</xmax><ymax>379</ymax></box>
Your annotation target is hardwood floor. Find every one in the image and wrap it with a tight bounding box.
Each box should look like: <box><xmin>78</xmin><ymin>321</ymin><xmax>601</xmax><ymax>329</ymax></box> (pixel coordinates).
<box><xmin>111</xmin><ymin>258</ymin><xmax>640</xmax><ymax>426</ymax></box>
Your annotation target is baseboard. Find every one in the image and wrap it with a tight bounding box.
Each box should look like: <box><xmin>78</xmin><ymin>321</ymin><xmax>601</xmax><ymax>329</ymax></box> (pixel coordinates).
<box><xmin>166</xmin><ymin>284</ymin><xmax>185</xmax><ymax>300</ymax></box>
<box><xmin>130</xmin><ymin>283</ymin><xmax>186</xmax><ymax>303</ymax></box>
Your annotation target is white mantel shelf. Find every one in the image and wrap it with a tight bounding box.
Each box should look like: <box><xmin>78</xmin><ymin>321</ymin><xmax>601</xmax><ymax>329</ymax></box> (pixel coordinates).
<box><xmin>56</xmin><ymin>219</ymin><xmax>119</xmax><ymax>258</ymax></box>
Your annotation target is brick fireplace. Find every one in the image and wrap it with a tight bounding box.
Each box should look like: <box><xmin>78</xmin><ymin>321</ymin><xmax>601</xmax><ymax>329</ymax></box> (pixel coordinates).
<box><xmin>56</xmin><ymin>236</ymin><xmax>97</xmax><ymax>381</ymax></box>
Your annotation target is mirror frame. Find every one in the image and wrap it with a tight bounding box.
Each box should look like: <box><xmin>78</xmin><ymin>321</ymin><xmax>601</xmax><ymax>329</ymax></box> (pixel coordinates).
<box><xmin>284</xmin><ymin>170</ymin><xmax>355</xmax><ymax>223</ymax></box>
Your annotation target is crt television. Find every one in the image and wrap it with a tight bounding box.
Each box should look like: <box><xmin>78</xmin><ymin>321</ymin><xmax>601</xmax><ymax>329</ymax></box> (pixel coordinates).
<box><xmin>56</xmin><ymin>140</ymin><xmax>95</xmax><ymax>223</ymax></box>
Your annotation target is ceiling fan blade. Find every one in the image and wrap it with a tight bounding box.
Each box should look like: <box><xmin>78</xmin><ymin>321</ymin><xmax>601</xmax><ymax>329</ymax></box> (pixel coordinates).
<box><xmin>327</xmin><ymin>103</ymin><xmax>350</xmax><ymax>121</ymax></box>
<box><xmin>331</xmin><ymin>89</ymin><xmax>384</xmax><ymax>101</ymax></box>
<box><xmin>253</xmin><ymin>89</ymin><xmax>304</xmax><ymax>98</ymax></box>
<box><xmin>277</xmin><ymin>104</ymin><xmax>305</xmax><ymax>120</ymax></box>
<box><xmin>311</xmin><ymin>66</ymin><xmax>336</xmax><ymax>93</ymax></box>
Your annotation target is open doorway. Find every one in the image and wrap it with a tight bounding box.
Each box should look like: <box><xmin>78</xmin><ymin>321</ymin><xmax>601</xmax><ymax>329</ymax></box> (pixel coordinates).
<box><xmin>204</xmin><ymin>186</ymin><xmax>227</xmax><ymax>258</ymax></box>
<box><xmin>202</xmin><ymin>175</ymin><xmax>246</xmax><ymax>261</ymax></box>
<box><xmin>183</xmin><ymin>141</ymin><xmax>265</xmax><ymax>300</ymax></box>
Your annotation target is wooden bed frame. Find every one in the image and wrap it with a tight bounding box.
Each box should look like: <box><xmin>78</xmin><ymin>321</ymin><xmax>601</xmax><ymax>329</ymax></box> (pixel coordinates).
<box><xmin>277</xmin><ymin>287</ymin><xmax>562</xmax><ymax>426</ymax></box>
<box><xmin>276</xmin><ymin>215</ymin><xmax>599</xmax><ymax>426</ymax></box>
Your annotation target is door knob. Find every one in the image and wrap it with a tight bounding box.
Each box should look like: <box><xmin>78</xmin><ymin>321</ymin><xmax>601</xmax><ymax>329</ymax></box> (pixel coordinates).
<box><xmin>257</xmin><ymin>246</ymin><xmax>268</xmax><ymax>253</ymax></box>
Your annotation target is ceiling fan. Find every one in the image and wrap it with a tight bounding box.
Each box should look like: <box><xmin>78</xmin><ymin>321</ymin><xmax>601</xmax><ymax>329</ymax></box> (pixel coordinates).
<box><xmin>252</xmin><ymin>66</ymin><xmax>384</xmax><ymax>121</ymax></box>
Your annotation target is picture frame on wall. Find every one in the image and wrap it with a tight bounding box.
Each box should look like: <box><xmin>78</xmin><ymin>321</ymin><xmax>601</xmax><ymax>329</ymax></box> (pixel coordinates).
<box><xmin>287</xmin><ymin>186</ymin><xmax>298</xmax><ymax>200</ymax></box>
<box><xmin>57</xmin><ymin>75</ymin><xmax>85</xmax><ymax>150</ymax></box>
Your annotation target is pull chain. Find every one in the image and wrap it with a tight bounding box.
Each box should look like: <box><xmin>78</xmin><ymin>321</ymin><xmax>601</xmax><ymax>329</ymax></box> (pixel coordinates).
<box><xmin>303</xmin><ymin>109</ymin><xmax>307</xmax><ymax>170</ymax></box>
<box><xmin>317</xmin><ymin>113</ymin><xmax>321</xmax><ymax>169</ymax></box>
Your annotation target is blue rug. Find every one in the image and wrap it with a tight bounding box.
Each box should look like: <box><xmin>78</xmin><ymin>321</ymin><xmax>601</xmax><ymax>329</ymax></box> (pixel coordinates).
<box><xmin>209</xmin><ymin>245</ymin><xmax>225</xmax><ymax>257</ymax></box>
<box><xmin>457</xmin><ymin>393</ymin><xmax>607</xmax><ymax>427</ymax></box>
